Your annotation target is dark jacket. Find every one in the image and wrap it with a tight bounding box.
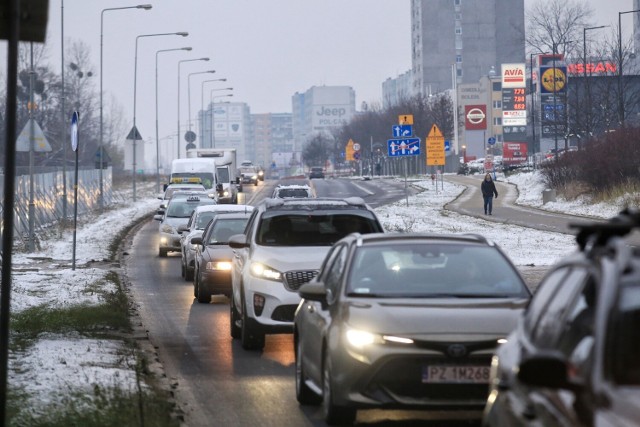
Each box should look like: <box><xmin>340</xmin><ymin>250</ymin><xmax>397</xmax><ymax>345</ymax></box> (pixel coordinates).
<box><xmin>481</xmin><ymin>179</ymin><xmax>498</xmax><ymax>198</ymax></box>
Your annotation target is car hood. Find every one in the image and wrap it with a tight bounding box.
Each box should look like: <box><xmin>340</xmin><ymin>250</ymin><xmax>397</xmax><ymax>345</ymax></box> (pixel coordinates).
<box><xmin>162</xmin><ymin>217</ymin><xmax>190</xmax><ymax>228</ymax></box>
<box><xmin>343</xmin><ymin>298</ymin><xmax>528</xmax><ymax>339</ymax></box>
<box><xmin>203</xmin><ymin>245</ymin><xmax>235</xmax><ymax>261</ymax></box>
<box><xmin>250</xmin><ymin>245</ymin><xmax>330</xmax><ymax>272</ymax></box>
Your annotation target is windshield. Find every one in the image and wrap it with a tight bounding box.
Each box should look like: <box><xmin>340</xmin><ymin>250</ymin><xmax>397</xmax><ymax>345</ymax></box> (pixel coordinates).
<box><xmin>207</xmin><ymin>219</ymin><xmax>250</xmax><ymax>245</ymax></box>
<box><xmin>167</xmin><ymin>199</ymin><xmax>216</xmax><ymax>218</ymax></box>
<box><xmin>257</xmin><ymin>213</ymin><xmax>379</xmax><ymax>246</ymax></box>
<box><xmin>217</xmin><ymin>167</ymin><xmax>230</xmax><ymax>184</ymax></box>
<box><xmin>172</xmin><ymin>173</ymin><xmax>215</xmax><ymax>189</ymax></box>
<box><xmin>346</xmin><ymin>244</ymin><xmax>528</xmax><ymax>298</ymax></box>
<box><xmin>274</xmin><ymin>188</ymin><xmax>311</xmax><ymax>198</ymax></box>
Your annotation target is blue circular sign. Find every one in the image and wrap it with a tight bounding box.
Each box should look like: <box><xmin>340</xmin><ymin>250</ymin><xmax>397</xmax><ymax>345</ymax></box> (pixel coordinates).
<box><xmin>354</xmin><ymin>152</ymin><xmax>361</xmax><ymax>160</ymax></box>
<box><xmin>487</xmin><ymin>137</ymin><xmax>496</xmax><ymax>146</ymax></box>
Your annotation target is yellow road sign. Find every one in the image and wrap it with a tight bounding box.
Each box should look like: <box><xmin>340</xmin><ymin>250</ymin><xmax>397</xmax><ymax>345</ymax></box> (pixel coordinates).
<box><xmin>399</xmin><ymin>114</ymin><xmax>414</xmax><ymax>125</ymax></box>
<box><xmin>345</xmin><ymin>138</ymin><xmax>356</xmax><ymax>161</ymax></box>
<box><xmin>426</xmin><ymin>124</ymin><xmax>445</xmax><ymax>166</ymax></box>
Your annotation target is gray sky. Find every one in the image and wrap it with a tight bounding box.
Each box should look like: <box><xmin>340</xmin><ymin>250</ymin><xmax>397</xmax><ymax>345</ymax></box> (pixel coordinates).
<box><xmin>2</xmin><ymin>0</ymin><xmax>636</xmax><ymax>144</ymax></box>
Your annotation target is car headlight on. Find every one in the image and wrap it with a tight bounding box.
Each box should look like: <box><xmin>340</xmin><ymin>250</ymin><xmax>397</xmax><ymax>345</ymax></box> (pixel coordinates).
<box><xmin>160</xmin><ymin>224</ymin><xmax>175</xmax><ymax>234</ymax></box>
<box><xmin>223</xmin><ymin>190</ymin><xmax>229</xmax><ymax>197</ymax></box>
<box><xmin>249</xmin><ymin>262</ymin><xmax>282</xmax><ymax>281</ymax></box>
<box><xmin>258</xmin><ymin>170</ymin><xmax>264</xmax><ymax>176</ymax></box>
<box><xmin>206</xmin><ymin>261</ymin><xmax>232</xmax><ymax>271</ymax></box>
<box><xmin>251</xmin><ymin>175</ymin><xmax>258</xmax><ymax>180</ymax></box>
<box><xmin>345</xmin><ymin>328</ymin><xmax>414</xmax><ymax>349</ymax></box>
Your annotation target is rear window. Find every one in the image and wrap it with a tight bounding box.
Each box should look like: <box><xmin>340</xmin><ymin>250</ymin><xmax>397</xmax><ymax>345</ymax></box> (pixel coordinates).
<box><xmin>274</xmin><ymin>188</ymin><xmax>311</xmax><ymax>198</ymax></box>
<box><xmin>167</xmin><ymin>198</ymin><xmax>216</xmax><ymax>218</ymax></box>
<box><xmin>257</xmin><ymin>213</ymin><xmax>380</xmax><ymax>246</ymax></box>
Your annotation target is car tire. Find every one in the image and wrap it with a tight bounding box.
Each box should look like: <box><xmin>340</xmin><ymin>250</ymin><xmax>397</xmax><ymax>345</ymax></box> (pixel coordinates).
<box><xmin>322</xmin><ymin>351</ymin><xmax>356</xmax><ymax>425</ymax></box>
<box><xmin>241</xmin><ymin>298</ymin><xmax>265</xmax><ymax>350</ymax></box>
<box><xmin>193</xmin><ymin>271</ymin><xmax>199</xmax><ymax>298</ymax></box>
<box><xmin>230</xmin><ymin>296</ymin><xmax>241</xmax><ymax>339</ymax></box>
<box><xmin>159</xmin><ymin>248</ymin><xmax>167</xmax><ymax>257</ymax></box>
<box><xmin>296</xmin><ymin>338</ymin><xmax>321</xmax><ymax>405</ymax></box>
<box><xmin>196</xmin><ymin>280</ymin><xmax>211</xmax><ymax>304</ymax></box>
<box><xmin>185</xmin><ymin>265</ymin><xmax>194</xmax><ymax>282</ymax></box>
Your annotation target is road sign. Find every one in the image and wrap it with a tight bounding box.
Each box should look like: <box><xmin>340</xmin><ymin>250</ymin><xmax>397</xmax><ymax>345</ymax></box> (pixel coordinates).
<box><xmin>444</xmin><ymin>140</ymin><xmax>451</xmax><ymax>152</ymax></box>
<box><xmin>352</xmin><ymin>142</ymin><xmax>361</xmax><ymax>151</ymax></box>
<box><xmin>392</xmin><ymin>125</ymin><xmax>413</xmax><ymax>137</ymax></box>
<box><xmin>354</xmin><ymin>152</ymin><xmax>361</xmax><ymax>160</ymax></box>
<box><xmin>16</xmin><ymin>118</ymin><xmax>52</xmax><ymax>152</ymax></box>
<box><xmin>487</xmin><ymin>137</ymin><xmax>496</xmax><ymax>146</ymax></box>
<box><xmin>387</xmin><ymin>137</ymin><xmax>420</xmax><ymax>157</ymax></box>
<box><xmin>426</xmin><ymin>124</ymin><xmax>445</xmax><ymax>166</ymax></box>
<box><xmin>345</xmin><ymin>139</ymin><xmax>356</xmax><ymax>161</ymax></box>
<box><xmin>71</xmin><ymin>111</ymin><xmax>79</xmax><ymax>152</ymax></box>
<box><xmin>399</xmin><ymin>114</ymin><xmax>414</xmax><ymax>125</ymax></box>
<box><xmin>184</xmin><ymin>130</ymin><xmax>197</xmax><ymax>143</ymax></box>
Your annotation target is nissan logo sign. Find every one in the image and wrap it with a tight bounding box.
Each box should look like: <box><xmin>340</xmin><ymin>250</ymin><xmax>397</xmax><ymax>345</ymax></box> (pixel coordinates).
<box><xmin>466</xmin><ymin>108</ymin><xmax>486</xmax><ymax>124</ymax></box>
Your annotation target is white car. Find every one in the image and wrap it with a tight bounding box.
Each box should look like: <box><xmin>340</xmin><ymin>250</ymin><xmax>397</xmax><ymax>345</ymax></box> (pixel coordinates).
<box><xmin>271</xmin><ymin>184</ymin><xmax>315</xmax><ymax>199</ymax></box>
<box><xmin>228</xmin><ymin>197</ymin><xmax>384</xmax><ymax>351</ymax></box>
<box><xmin>178</xmin><ymin>204</ymin><xmax>254</xmax><ymax>281</ymax></box>
<box><xmin>155</xmin><ymin>193</ymin><xmax>217</xmax><ymax>257</ymax></box>
<box><xmin>158</xmin><ymin>182</ymin><xmax>206</xmax><ymax>214</ymax></box>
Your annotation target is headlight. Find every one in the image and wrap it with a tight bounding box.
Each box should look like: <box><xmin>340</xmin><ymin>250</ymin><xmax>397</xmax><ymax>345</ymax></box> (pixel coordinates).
<box><xmin>206</xmin><ymin>261</ymin><xmax>232</xmax><ymax>271</ymax></box>
<box><xmin>223</xmin><ymin>191</ymin><xmax>229</xmax><ymax>197</ymax></box>
<box><xmin>251</xmin><ymin>175</ymin><xmax>258</xmax><ymax>180</ymax></box>
<box><xmin>345</xmin><ymin>328</ymin><xmax>414</xmax><ymax>349</ymax></box>
<box><xmin>258</xmin><ymin>171</ymin><xmax>264</xmax><ymax>176</ymax></box>
<box><xmin>160</xmin><ymin>224</ymin><xmax>175</xmax><ymax>234</ymax></box>
<box><xmin>249</xmin><ymin>262</ymin><xmax>282</xmax><ymax>281</ymax></box>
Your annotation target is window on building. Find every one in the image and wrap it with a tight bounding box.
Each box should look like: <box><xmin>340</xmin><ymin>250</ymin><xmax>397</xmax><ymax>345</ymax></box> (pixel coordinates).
<box><xmin>455</xmin><ymin>38</ymin><xmax>463</xmax><ymax>49</ymax></box>
<box><xmin>456</xmin><ymin>13</ymin><xmax>462</xmax><ymax>20</ymax></box>
<box><xmin>456</xmin><ymin>55</ymin><xmax>463</xmax><ymax>63</ymax></box>
<box><xmin>456</xmin><ymin>68</ymin><xmax>463</xmax><ymax>77</ymax></box>
<box><xmin>493</xmin><ymin>117</ymin><xmax>502</xmax><ymax>126</ymax></box>
<box><xmin>455</xmin><ymin>27</ymin><xmax>462</xmax><ymax>35</ymax></box>
<box><xmin>493</xmin><ymin>100</ymin><xmax>502</xmax><ymax>109</ymax></box>
<box><xmin>492</xmin><ymin>82</ymin><xmax>502</xmax><ymax>91</ymax></box>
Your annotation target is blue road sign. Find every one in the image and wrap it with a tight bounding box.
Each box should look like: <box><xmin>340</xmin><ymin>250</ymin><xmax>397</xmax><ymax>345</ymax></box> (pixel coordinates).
<box><xmin>487</xmin><ymin>137</ymin><xmax>496</xmax><ymax>146</ymax></box>
<box><xmin>387</xmin><ymin>138</ymin><xmax>421</xmax><ymax>157</ymax></box>
<box><xmin>392</xmin><ymin>124</ymin><xmax>413</xmax><ymax>138</ymax></box>
<box><xmin>444</xmin><ymin>140</ymin><xmax>451</xmax><ymax>152</ymax></box>
<box><xmin>354</xmin><ymin>152</ymin><xmax>361</xmax><ymax>160</ymax></box>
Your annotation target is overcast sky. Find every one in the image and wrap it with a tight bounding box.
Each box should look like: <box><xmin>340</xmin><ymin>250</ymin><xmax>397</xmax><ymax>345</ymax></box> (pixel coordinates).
<box><xmin>1</xmin><ymin>0</ymin><xmax>635</xmax><ymax>145</ymax></box>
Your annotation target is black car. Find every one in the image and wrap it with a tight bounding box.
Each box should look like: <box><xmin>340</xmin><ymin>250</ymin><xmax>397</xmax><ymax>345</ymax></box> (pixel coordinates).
<box><xmin>309</xmin><ymin>167</ymin><xmax>325</xmax><ymax>179</ymax></box>
<box><xmin>483</xmin><ymin>209</ymin><xmax>640</xmax><ymax>427</ymax></box>
<box><xmin>295</xmin><ymin>232</ymin><xmax>531</xmax><ymax>425</ymax></box>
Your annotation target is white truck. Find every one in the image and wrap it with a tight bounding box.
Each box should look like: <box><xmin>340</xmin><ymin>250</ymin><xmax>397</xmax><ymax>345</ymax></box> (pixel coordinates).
<box><xmin>169</xmin><ymin>158</ymin><xmax>220</xmax><ymax>194</ymax></box>
<box><xmin>186</xmin><ymin>148</ymin><xmax>240</xmax><ymax>204</ymax></box>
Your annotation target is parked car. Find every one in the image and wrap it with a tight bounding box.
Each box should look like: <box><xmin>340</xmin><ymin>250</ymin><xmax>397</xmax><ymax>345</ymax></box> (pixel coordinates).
<box><xmin>309</xmin><ymin>166</ymin><xmax>325</xmax><ymax>179</ymax></box>
<box><xmin>483</xmin><ymin>209</ymin><xmax>640</xmax><ymax>427</ymax></box>
<box><xmin>294</xmin><ymin>232</ymin><xmax>531</xmax><ymax>425</ymax></box>
<box><xmin>191</xmin><ymin>212</ymin><xmax>253</xmax><ymax>303</ymax></box>
<box><xmin>228</xmin><ymin>197</ymin><xmax>384</xmax><ymax>350</ymax></box>
<box><xmin>271</xmin><ymin>184</ymin><xmax>315</xmax><ymax>199</ymax></box>
<box><xmin>154</xmin><ymin>193</ymin><xmax>217</xmax><ymax>257</ymax></box>
<box><xmin>178</xmin><ymin>204</ymin><xmax>254</xmax><ymax>281</ymax></box>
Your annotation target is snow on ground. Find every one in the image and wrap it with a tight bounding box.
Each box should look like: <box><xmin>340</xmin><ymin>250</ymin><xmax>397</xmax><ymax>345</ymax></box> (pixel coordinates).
<box><xmin>4</xmin><ymin>172</ymin><xmax>617</xmax><ymax>418</ymax></box>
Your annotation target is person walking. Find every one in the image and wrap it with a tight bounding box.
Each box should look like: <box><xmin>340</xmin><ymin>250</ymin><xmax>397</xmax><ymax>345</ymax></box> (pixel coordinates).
<box><xmin>481</xmin><ymin>173</ymin><xmax>498</xmax><ymax>215</ymax></box>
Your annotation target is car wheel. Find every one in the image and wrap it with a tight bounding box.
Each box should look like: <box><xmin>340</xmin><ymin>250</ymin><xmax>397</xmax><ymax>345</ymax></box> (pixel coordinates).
<box><xmin>159</xmin><ymin>248</ymin><xmax>167</xmax><ymax>257</ymax></box>
<box><xmin>322</xmin><ymin>351</ymin><xmax>356</xmax><ymax>425</ymax></box>
<box><xmin>230</xmin><ymin>296</ymin><xmax>241</xmax><ymax>339</ymax></box>
<box><xmin>193</xmin><ymin>270</ymin><xmax>199</xmax><ymax>298</ymax></box>
<box><xmin>296</xmin><ymin>338</ymin><xmax>321</xmax><ymax>405</ymax></box>
<box><xmin>196</xmin><ymin>280</ymin><xmax>211</xmax><ymax>304</ymax></box>
<box><xmin>185</xmin><ymin>265</ymin><xmax>194</xmax><ymax>281</ymax></box>
<box><xmin>241</xmin><ymin>298</ymin><xmax>265</xmax><ymax>350</ymax></box>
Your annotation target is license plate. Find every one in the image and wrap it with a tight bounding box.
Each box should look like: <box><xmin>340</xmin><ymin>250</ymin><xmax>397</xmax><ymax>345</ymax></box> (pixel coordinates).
<box><xmin>422</xmin><ymin>365</ymin><xmax>490</xmax><ymax>384</ymax></box>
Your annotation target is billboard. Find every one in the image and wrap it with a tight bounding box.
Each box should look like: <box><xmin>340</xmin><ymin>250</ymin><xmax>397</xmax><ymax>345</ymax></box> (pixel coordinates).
<box><xmin>501</xmin><ymin>63</ymin><xmax>526</xmax><ymax>88</ymax></box>
<box><xmin>503</xmin><ymin>142</ymin><xmax>528</xmax><ymax>165</ymax></box>
<box><xmin>464</xmin><ymin>105</ymin><xmax>487</xmax><ymax>130</ymax></box>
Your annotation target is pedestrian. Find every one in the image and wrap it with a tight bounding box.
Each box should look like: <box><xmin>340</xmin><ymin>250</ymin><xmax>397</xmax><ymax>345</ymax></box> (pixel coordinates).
<box><xmin>481</xmin><ymin>173</ymin><xmax>498</xmax><ymax>215</ymax></box>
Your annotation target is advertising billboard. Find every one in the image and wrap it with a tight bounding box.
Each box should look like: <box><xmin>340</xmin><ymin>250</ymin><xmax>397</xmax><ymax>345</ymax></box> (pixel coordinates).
<box><xmin>464</xmin><ymin>105</ymin><xmax>487</xmax><ymax>130</ymax></box>
<box><xmin>501</xmin><ymin>63</ymin><xmax>526</xmax><ymax>88</ymax></box>
<box><xmin>503</xmin><ymin>142</ymin><xmax>528</xmax><ymax>165</ymax></box>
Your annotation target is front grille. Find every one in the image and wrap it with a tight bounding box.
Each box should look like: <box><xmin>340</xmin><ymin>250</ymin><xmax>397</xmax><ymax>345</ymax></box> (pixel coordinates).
<box><xmin>363</xmin><ymin>356</ymin><xmax>492</xmax><ymax>404</ymax></box>
<box><xmin>284</xmin><ymin>270</ymin><xmax>318</xmax><ymax>291</ymax></box>
<box><xmin>271</xmin><ymin>304</ymin><xmax>298</xmax><ymax>322</ymax></box>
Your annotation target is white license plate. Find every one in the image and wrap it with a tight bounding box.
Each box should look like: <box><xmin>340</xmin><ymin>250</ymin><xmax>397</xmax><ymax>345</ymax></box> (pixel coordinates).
<box><xmin>422</xmin><ymin>365</ymin><xmax>490</xmax><ymax>384</ymax></box>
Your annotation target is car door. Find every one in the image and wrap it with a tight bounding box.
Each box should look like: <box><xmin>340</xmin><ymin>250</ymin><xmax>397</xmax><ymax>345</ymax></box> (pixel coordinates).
<box><xmin>300</xmin><ymin>243</ymin><xmax>348</xmax><ymax>385</ymax></box>
<box><xmin>231</xmin><ymin>210</ymin><xmax>259</xmax><ymax>316</ymax></box>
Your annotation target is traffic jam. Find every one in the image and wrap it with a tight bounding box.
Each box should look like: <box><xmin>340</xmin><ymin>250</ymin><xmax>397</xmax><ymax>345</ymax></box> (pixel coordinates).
<box><xmin>151</xmin><ymin>154</ymin><xmax>640</xmax><ymax>426</ymax></box>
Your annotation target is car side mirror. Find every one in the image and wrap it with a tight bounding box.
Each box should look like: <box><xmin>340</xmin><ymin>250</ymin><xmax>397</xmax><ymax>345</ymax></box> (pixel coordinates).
<box><xmin>216</xmin><ymin>183</ymin><xmax>223</xmax><ymax>192</ymax></box>
<box><xmin>298</xmin><ymin>282</ymin><xmax>328</xmax><ymax>308</ymax></box>
<box><xmin>177</xmin><ymin>224</ymin><xmax>189</xmax><ymax>233</ymax></box>
<box><xmin>191</xmin><ymin>236</ymin><xmax>203</xmax><ymax>245</ymax></box>
<box><xmin>517</xmin><ymin>351</ymin><xmax>570</xmax><ymax>389</ymax></box>
<box><xmin>163</xmin><ymin>184</ymin><xmax>168</xmax><ymax>191</ymax></box>
<box><xmin>228</xmin><ymin>234</ymin><xmax>248</xmax><ymax>249</ymax></box>
<box><xmin>153</xmin><ymin>215</ymin><xmax>162</xmax><ymax>221</ymax></box>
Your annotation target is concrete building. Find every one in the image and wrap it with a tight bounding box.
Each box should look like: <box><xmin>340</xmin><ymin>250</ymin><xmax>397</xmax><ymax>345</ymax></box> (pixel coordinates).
<box><xmin>249</xmin><ymin>113</ymin><xmax>293</xmax><ymax>170</ymax></box>
<box><xmin>410</xmin><ymin>0</ymin><xmax>525</xmax><ymax>96</ymax></box>
<box><xmin>197</xmin><ymin>102</ymin><xmax>251</xmax><ymax>162</ymax></box>
<box><xmin>382</xmin><ymin>70</ymin><xmax>414</xmax><ymax>109</ymax></box>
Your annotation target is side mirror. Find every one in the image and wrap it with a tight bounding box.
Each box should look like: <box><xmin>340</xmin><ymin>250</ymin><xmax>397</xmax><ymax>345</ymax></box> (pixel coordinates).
<box><xmin>177</xmin><ymin>224</ymin><xmax>189</xmax><ymax>233</ymax></box>
<box><xmin>228</xmin><ymin>234</ymin><xmax>248</xmax><ymax>249</ymax></box>
<box><xmin>153</xmin><ymin>215</ymin><xmax>162</xmax><ymax>221</ymax></box>
<box><xmin>216</xmin><ymin>183</ymin><xmax>223</xmax><ymax>192</ymax></box>
<box><xmin>299</xmin><ymin>281</ymin><xmax>329</xmax><ymax>309</ymax></box>
<box><xmin>517</xmin><ymin>351</ymin><xmax>571</xmax><ymax>389</ymax></box>
<box><xmin>156</xmin><ymin>209</ymin><xmax>164</xmax><ymax>215</ymax></box>
<box><xmin>191</xmin><ymin>236</ymin><xmax>203</xmax><ymax>245</ymax></box>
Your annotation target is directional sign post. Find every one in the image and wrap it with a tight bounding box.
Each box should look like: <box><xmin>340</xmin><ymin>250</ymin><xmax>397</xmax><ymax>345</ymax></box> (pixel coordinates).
<box><xmin>387</xmin><ymin>138</ymin><xmax>421</xmax><ymax>157</ymax></box>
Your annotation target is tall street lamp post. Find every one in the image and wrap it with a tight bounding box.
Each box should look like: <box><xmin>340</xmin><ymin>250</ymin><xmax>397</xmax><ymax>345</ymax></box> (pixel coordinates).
<box><xmin>618</xmin><ymin>9</ymin><xmax>640</xmax><ymax>124</ymax></box>
<box><xmin>155</xmin><ymin>47</ymin><xmax>192</xmax><ymax>193</ymax></box>
<box><xmin>133</xmin><ymin>31</ymin><xmax>189</xmax><ymax>201</ymax></box>
<box><xmin>187</xmin><ymin>70</ymin><xmax>216</xmax><ymax>135</ymax></box>
<box><xmin>583</xmin><ymin>25</ymin><xmax>607</xmax><ymax>148</ymax></box>
<box><xmin>204</xmin><ymin>86</ymin><xmax>233</xmax><ymax>147</ymax></box>
<box><xmin>100</xmin><ymin>4</ymin><xmax>151</xmax><ymax>209</ymax></box>
<box><xmin>210</xmin><ymin>93</ymin><xmax>233</xmax><ymax>148</ymax></box>
<box><xmin>200</xmin><ymin>80</ymin><xmax>229</xmax><ymax>144</ymax></box>
<box><xmin>177</xmin><ymin>58</ymin><xmax>209</xmax><ymax>159</ymax></box>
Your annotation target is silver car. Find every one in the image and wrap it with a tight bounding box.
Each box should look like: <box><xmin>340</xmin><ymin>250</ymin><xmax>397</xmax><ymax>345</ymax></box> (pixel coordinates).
<box><xmin>294</xmin><ymin>233</ymin><xmax>531</xmax><ymax>425</ymax></box>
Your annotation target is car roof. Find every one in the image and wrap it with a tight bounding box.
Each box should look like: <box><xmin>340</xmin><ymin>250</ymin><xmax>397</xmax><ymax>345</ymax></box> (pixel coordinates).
<box><xmin>193</xmin><ymin>204</ymin><xmax>254</xmax><ymax>214</ymax></box>
<box><xmin>261</xmin><ymin>196</ymin><xmax>370</xmax><ymax>211</ymax></box>
<box><xmin>343</xmin><ymin>232</ymin><xmax>495</xmax><ymax>247</ymax></box>
<box><xmin>210</xmin><ymin>212</ymin><xmax>253</xmax><ymax>221</ymax></box>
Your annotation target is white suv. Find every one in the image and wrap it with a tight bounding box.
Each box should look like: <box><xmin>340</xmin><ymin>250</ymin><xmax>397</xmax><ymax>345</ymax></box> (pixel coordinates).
<box><xmin>228</xmin><ymin>197</ymin><xmax>384</xmax><ymax>350</ymax></box>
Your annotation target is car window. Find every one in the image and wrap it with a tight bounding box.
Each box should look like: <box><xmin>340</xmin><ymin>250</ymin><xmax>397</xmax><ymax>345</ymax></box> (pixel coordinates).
<box><xmin>274</xmin><ymin>188</ymin><xmax>310</xmax><ymax>198</ymax></box>
<box><xmin>196</xmin><ymin>212</ymin><xmax>217</xmax><ymax>229</ymax></box>
<box><xmin>208</xmin><ymin>219</ymin><xmax>250</xmax><ymax>245</ymax></box>
<box><xmin>346</xmin><ymin>243</ymin><xmax>528</xmax><ymax>298</ymax></box>
<box><xmin>531</xmin><ymin>268</ymin><xmax>588</xmax><ymax>347</ymax></box>
<box><xmin>324</xmin><ymin>244</ymin><xmax>347</xmax><ymax>303</ymax></box>
<box><xmin>524</xmin><ymin>268</ymin><xmax>570</xmax><ymax>333</ymax></box>
<box><xmin>607</xmin><ymin>281</ymin><xmax>640</xmax><ymax>385</ymax></box>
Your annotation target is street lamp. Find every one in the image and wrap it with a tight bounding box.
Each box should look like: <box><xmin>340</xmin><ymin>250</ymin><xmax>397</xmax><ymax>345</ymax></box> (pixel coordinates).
<box><xmin>133</xmin><ymin>31</ymin><xmax>189</xmax><ymax>201</ymax></box>
<box><xmin>177</xmin><ymin>57</ymin><xmax>209</xmax><ymax>159</ymax></box>
<box><xmin>187</xmin><ymin>70</ymin><xmax>216</xmax><ymax>134</ymax></box>
<box><xmin>618</xmin><ymin>9</ymin><xmax>640</xmax><ymax>124</ymax></box>
<box><xmin>583</xmin><ymin>25</ymin><xmax>607</xmax><ymax>149</ymax></box>
<box><xmin>200</xmin><ymin>80</ymin><xmax>230</xmax><ymax>144</ymax></box>
<box><xmin>155</xmin><ymin>47</ymin><xmax>192</xmax><ymax>193</ymax></box>
<box><xmin>461</xmin><ymin>144</ymin><xmax>467</xmax><ymax>163</ymax></box>
<box><xmin>100</xmin><ymin>4</ymin><xmax>151</xmax><ymax>209</ymax></box>
<box><xmin>210</xmin><ymin>93</ymin><xmax>233</xmax><ymax>148</ymax></box>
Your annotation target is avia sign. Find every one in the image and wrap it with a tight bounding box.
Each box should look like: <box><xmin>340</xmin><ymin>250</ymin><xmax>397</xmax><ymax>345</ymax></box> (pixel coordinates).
<box><xmin>464</xmin><ymin>105</ymin><xmax>487</xmax><ymax>130</ymax></box>
<box><xmin>501</xmin><ymin>63</ymin><xmax>526</xmax><ymax>88</ymax></box>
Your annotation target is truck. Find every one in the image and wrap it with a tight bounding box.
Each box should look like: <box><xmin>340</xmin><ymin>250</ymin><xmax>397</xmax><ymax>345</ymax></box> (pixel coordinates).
<box><xmin>169</xmin><ymin>158</ymin><xmax>220</xmax><ymax>194</ymax></box>
<box><xmin>186</xmin><ymin>148</ymin><xmax>240</xmax><ymax>204</ymax></box>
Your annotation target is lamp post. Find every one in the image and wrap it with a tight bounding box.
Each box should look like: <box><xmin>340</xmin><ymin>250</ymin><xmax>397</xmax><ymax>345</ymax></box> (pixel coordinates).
<box><xmin>133</xmin><ymin>31</ymin><xmax>189</xmax><ymax>201</ymax></box>
<box><xmin>618</xmin><ymin>10</ymin><xmax>640</xmax><ymax>124</ymax></box>
<box><xmin>100</xmin><ymin>4</ymin><xmax>151</xmax><ymax>209</ymax></box>
<box><xmin>187</xmin><ymin>70</ymin><xmax>216</xmax><ymax>134</ymax></box>
<box><xmin>210</xmin><ymin>93</ymin><xmax>233</xmax><ymax>148</ymax></box>
<box><xmin>156</xmin><ymin>47</ymin><xmax>192</xmax><ymax>193</ymax></box>
<box><xmin>177</xmin><ymin>58</ymin><xmax>209</xmax><ymax>159</ymax></box>
<box><xmin>583</xmin><ymin>25</ymin><xmax>607</xmax><ymax>148</ymax></box>
<box><xmin>200</xmin><ymin>80</ymin><xmax>230</xmax><ymax>145</ymax></box>
<box><xmin>461</xmin><ymin>144</ymin><xmax>466</xmax><ymax>163</ymax></box>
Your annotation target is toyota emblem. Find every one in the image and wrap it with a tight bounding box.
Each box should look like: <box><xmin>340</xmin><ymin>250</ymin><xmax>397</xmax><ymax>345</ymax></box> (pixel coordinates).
<box><xmin>447</xmin><ymin>344</ymin><xmax>468</xmax><ymax>358</ymax></box>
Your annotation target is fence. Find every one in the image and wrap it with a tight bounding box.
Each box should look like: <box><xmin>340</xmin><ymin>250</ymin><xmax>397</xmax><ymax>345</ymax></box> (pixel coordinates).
<box><xmin>0</xmin><ymin>167</ymin><xmax>117</xmax><ymax>247</ymax></box>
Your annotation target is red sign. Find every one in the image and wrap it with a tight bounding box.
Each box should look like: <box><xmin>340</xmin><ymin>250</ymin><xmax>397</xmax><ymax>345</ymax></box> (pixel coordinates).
<box><xmin>567</xmin><ymin>62</ymin><xmax>617</xmax><ymax>75</ymax></box>
<box><xmin>503</xmin><ymin>142</ymin><xmax>528</xmax><ymax>165</ymax></box>
<box><xmin>464</xmin><ymin>105</ymin><xmax>487</xmax><ymax>130</ymax></box>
